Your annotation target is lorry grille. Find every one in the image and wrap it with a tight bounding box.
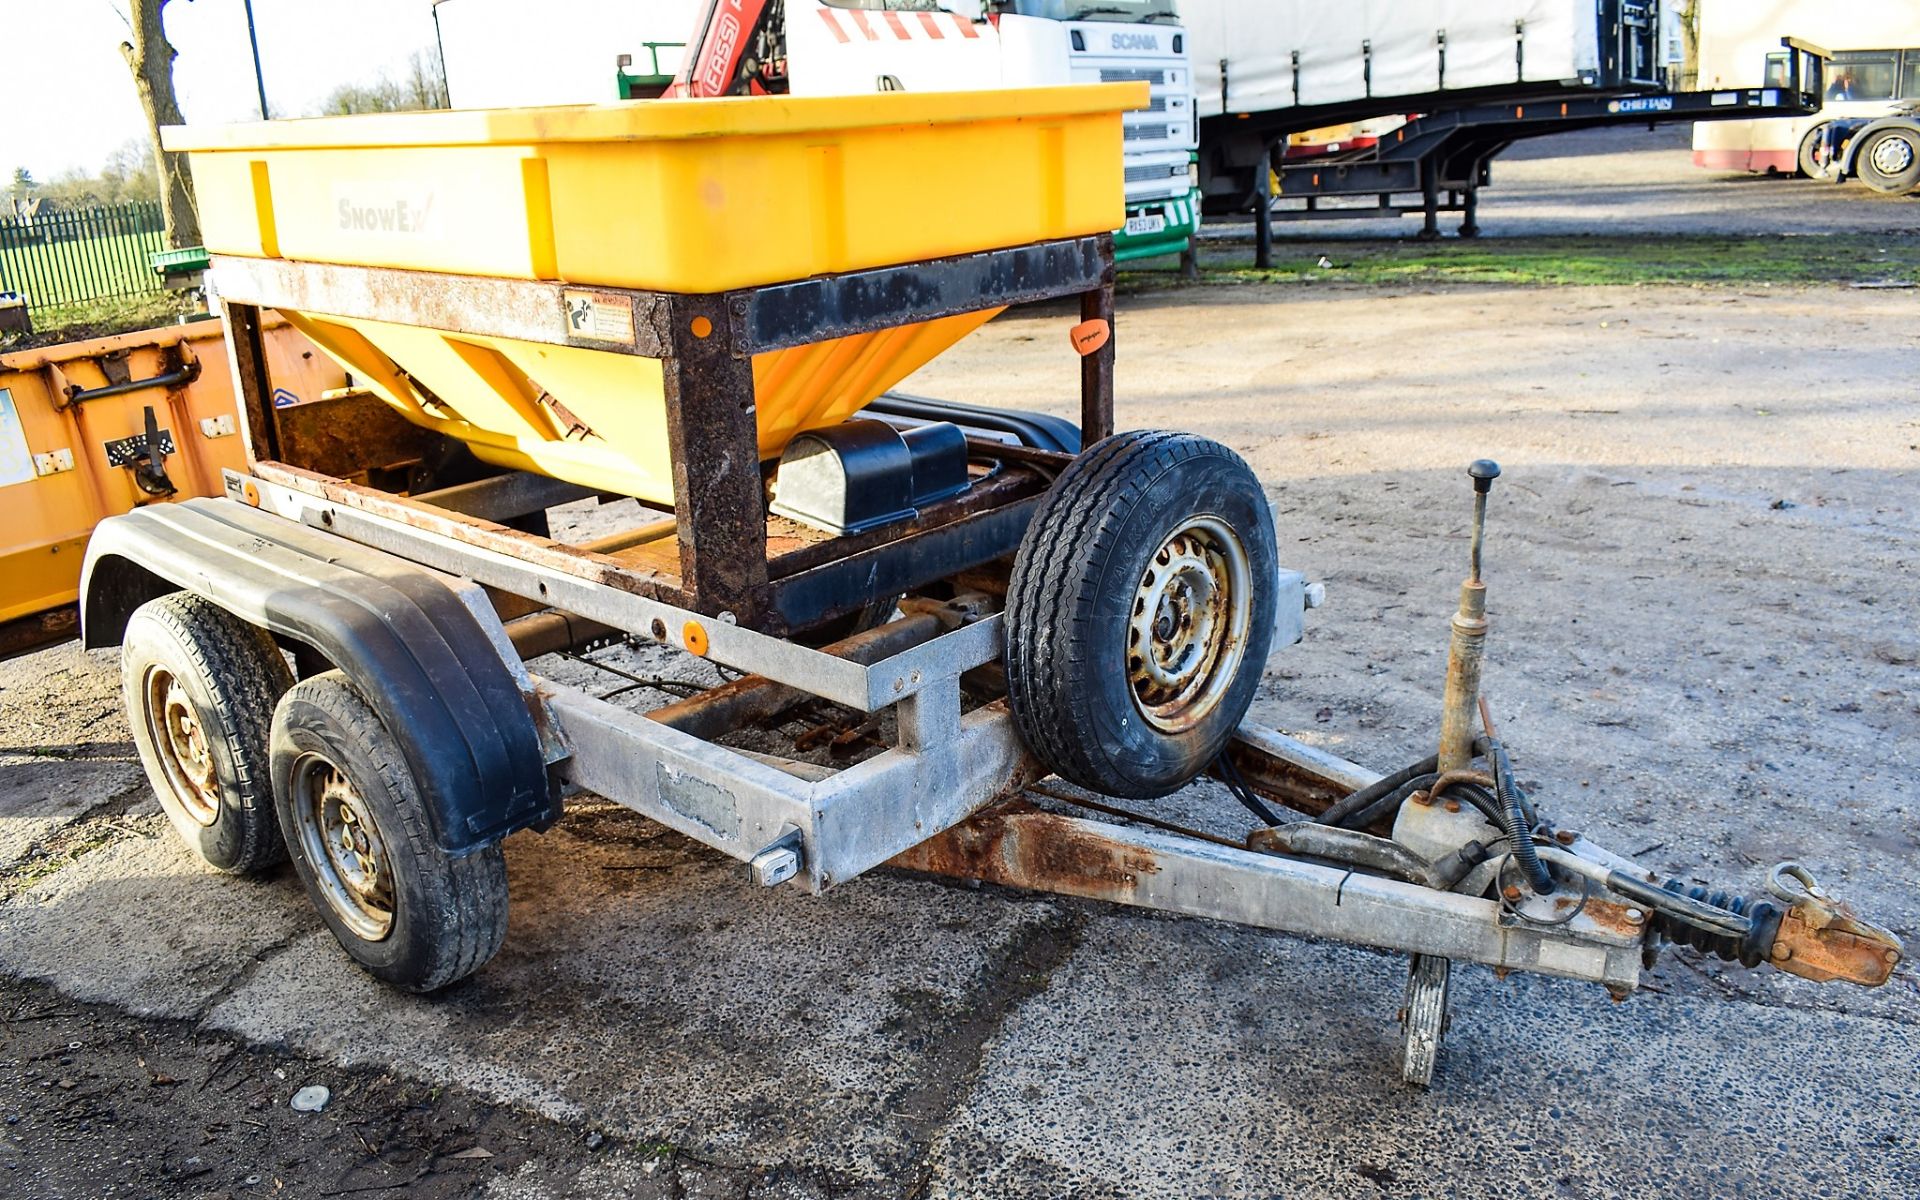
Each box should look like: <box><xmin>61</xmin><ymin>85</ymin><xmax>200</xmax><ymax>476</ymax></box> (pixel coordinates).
<box><xmin>1126</xmin><ymin>123</ymin><xmax>1171</xmax><ymax>141</ymax></box>
<box><xmin>1101</xmin><ymin>68</ymin><xmax>1166</xmax><ymax>85</ymax></box>
<box><xmin>1125</xmin><ymin>163</ymin><xmax>1184</xmax><ymax>183</ymax></box>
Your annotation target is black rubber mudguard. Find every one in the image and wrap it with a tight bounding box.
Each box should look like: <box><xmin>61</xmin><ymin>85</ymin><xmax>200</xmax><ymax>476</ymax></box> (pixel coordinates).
<box><xmin>80</xmin><ymin>498</ymin><xmax>556</xmax><ymax>855</ymax></box>
<box><xmin>866</xmin><ymin>392</ymin><xmax>1082</xmax><ymax>454</ymax></box>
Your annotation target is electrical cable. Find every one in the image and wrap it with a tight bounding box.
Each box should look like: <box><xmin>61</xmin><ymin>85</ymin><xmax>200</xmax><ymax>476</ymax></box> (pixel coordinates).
<box><xmin>1214</xmin><ymin>751</ymin><xmax>1283</xmax><ymax>827</ymax></box>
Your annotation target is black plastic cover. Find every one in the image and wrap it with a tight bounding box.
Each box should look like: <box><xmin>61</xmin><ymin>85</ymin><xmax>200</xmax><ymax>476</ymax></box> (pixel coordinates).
<box><xmin>770</xmin><ymin>418</ymin><xmax>972</xmax><ymax>535</ymax></box>
<box><xmin>865</xmin><ymin>391</ymin><xmax>1082</xmax><ymax>453</ymax></box>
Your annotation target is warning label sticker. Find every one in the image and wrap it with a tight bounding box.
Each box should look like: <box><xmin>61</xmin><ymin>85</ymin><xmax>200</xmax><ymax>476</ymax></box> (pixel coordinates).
<box><xmin>563</xmin><ymin>290</ymin><xmax>637</xmax><ymax>346</ymax></box>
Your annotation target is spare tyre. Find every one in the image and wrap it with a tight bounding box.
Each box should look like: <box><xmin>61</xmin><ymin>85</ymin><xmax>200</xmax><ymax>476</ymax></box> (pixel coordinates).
<box><xmin>1005</xmin><ymin>430</ymin><xmax>1278</xmax><ymax>799</ymax></box>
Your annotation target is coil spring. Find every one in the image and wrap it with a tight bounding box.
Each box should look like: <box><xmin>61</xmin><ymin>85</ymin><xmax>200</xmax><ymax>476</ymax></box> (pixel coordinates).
<box><xmin>1648</xmin><ymin>881</ymin><xmax>1781</xmax><ymax>969</ymax></box>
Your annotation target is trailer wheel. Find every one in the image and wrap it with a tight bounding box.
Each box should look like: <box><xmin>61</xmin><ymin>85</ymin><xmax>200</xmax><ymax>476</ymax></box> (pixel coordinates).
<box><xmin>271</xmin><ymin>673</ymin><xmax>508</xmax><ymax>992</ymax></box>
<box><xmin>123</xmin><ymin>593</ymin><xmax>293</xmax><ymax>874</ymax></box>
<box><xmin>1006</xmin><ymin>431</ymin><xmax>1278</xmax><ymax>799</ymax></box>
<box><xmin>1855</xmin><ymin>126</ymin><xmax>1920</xmax><ymax>194</ymax></box>
<box><xmin>1796</xmin><ymin>123</ymin><xmax>1835</xmax><ymax>179</ymax></box>
<box><xmin>1399</xmin><ymin>953</ymin><xmax>1451</xmax><ymax>1088</ymax></box>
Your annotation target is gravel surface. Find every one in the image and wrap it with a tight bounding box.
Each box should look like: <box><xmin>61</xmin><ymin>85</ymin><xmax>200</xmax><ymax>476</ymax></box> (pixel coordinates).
<box><xmin>3</xmin><ymin>275</ymin><xmax>1915</xmax><ymax>1197</ymax></box>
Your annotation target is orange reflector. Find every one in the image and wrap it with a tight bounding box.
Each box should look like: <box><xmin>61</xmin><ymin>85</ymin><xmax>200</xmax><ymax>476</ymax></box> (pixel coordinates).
<box><xmin>682</xmin><ymin>620</ymin><xmax>709</xmax><ymax>656</ymax></box>
<box><xmin>1069</xmin><ymin>318</ymin><xmax>1110</xmax><ymax>356</ymax></box>
<box><xmin>240</xmin><ymin>479</ymin><xmax>261</xmax><ymax>507</ymax></box>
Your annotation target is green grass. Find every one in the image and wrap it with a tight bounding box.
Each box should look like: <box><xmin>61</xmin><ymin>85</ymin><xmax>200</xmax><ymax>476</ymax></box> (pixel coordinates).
<box><xmin>1</xmin><ymin>292</ymin><xmax>198</xmax><ymax>353</ymax></box>
<box><xmin>1122</xmin><ymin>233</ymin><xmax>1920</xmax><ymax>289</ymax></box>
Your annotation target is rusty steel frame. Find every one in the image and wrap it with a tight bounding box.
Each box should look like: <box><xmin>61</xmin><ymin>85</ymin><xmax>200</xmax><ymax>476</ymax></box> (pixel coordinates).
<box><xmin>237</xmin><ymin>470</ymin><xmax>1650</xmax><ymax>985</ymax></box>
<box><xmin>282</xmin><ymin>490</ymin><xmax>1650</xmax><ymax>990</ymax></box>
<box><xmin>0</xmin><ymin>604</ymin><xmax>81</xmax><ymax>663</ymax></box>
<box><xmin>212</xmin><ymin>235</ymin><xmax>1117</xmax><ymax>633</ymax></box>
<box><xmin>236</xmin><ymin>470</ymin><xmax>1005</xmax><ymax>713</ymax></box>
<box><xmin>201</xmin><ymin>460</ymin><xmax>1665</xmax><ymax>999</ymax></box>
<box><xmin>888</xmin><ymin>799</ymin><xmax>1645</xmax><ymax>990</ymax></box>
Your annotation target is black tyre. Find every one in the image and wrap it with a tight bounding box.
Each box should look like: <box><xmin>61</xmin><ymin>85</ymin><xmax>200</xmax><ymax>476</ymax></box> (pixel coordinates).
<box><xmin>1005</xmin><ymin>431</ymin><xmax>1278</xmax><ymax>799</ymax></box>
<box><xmin>1796</xmin><ymin>123</ymin><xmax>1834</xmax><ymax>179</ymax></box>
<box><xmin>271</xmin><ymin>672</ymin><xmax>508</xmax><ymax>992</ymax></box>
<box><xmin>1855</xmin><ymin>126</ymin><xmax>1920</xmax><ymax>194</ymax></box>
<box><xmin>122</xmin><ymin>593</ymin><xmax>293</xmax><ymax>873</ymax></box>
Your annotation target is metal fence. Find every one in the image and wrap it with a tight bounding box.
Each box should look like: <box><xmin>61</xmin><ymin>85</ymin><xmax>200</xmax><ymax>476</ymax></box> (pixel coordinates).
<box><xmin>0</xmin><ymin>201</ymin><xmax>169</xmax><ymax>317</ymax></box>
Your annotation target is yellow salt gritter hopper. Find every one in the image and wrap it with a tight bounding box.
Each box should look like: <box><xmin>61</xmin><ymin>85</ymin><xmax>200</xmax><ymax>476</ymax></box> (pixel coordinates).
<box><xmin>164</xmin><ymin>84</ymin><xmax>1145</xmax><ymax>503</ymax></box>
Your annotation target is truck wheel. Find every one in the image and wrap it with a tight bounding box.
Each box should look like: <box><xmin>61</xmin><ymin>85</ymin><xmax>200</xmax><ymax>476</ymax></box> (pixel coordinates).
<box><xmin>271</xmin><ymin>673</ymin><xmax>508</xmax><ymax>992</ymax></box>
<box><xmin>1006</xmin><ymin>430</ymin><xmax>1278</xmax><ymax>799</ymax></box>
<box><xmin>123</xmin><ymin>593</ymin><xmax>293</xmax><ymax>873</ymax></box>
<box><xmin>1855</xmin><ymin>126</ymin><xmax>1920</xmax><ymax>194</ymax></box>
<box><xmin>1796</xmin><ymin>123</ymin><xmax>1834</xmax><ymax>179</ymax></box>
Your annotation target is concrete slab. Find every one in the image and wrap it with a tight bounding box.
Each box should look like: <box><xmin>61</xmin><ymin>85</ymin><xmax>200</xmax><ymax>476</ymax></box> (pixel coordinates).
<box><xmin>0</xmin><ymin>831</ymin><xmax>310</xmax><ymax>1020</ymax></box>
<box><xmin>924</xmin><ymin>911</ymin><xmax>1920</xmax><ymax>1198</ymax></box>
<box><xmin>205</xmin><ymin>806</ymin><xmax>1072</xmax><ymax>1181</ymax></box>
<box><xmin>0</xmin><ymin>643</ymin><xmax>142</xmax><ymax>869</ymax></box>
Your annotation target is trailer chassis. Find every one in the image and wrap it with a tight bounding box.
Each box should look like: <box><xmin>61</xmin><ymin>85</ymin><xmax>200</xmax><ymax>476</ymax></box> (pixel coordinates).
<box><xmin>1213</xmin><ymin>38</ymin><xmax>1830</xmax><ymax>260</ymax></box>
<box><xmin>86</xmin><ymin>452</ymin><xmax>1898</xmax><ymax>1082</ymax></box>
<box><xmin>79</xmin><ymin>221</ymin><xmax>1900</xmax><ymax>1084</ymax></box>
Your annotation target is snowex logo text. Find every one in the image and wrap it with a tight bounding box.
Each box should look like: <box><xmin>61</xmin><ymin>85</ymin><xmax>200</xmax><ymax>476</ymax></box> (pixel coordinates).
<box><xmin>333</xmin><ymin>185</ymin><xmax>438</xmax><ymax>237</ymax></box>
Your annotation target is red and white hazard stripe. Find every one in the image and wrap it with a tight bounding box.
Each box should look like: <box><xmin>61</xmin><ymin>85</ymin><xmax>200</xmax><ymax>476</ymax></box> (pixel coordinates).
<box><xmin>817</xmin><ymin>6</ymin><xmax>979</xmax><ymax>43</ymax></box>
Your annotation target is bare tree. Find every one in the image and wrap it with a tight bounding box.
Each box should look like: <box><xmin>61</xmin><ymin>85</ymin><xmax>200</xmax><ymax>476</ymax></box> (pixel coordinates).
<box><xmin>102</xmin><ymin>137</ymin><xmax>163</xmax><ymax>204</ymax></box>
<box><xmin>318</xmin><ymin>49</ymin><xmax>451</xmax><ymax>116</ymax></box>
<box><xmin>1675</xmin><ymin>0</ymin><xmax>1701</xmax><ymax>90</ymax></box>
<box><xmin>119</xmin><ymin>0</ymin><xmax>200</xmax><ymax>248</ymax></box>
<box><xmin>404</xmin><ymin>48</ymin><xmax>451</xmax><ymax>111</ymax></box>
<box><xmin>37</xmin><ymin>141</ymin><xmax>162</xmax><ymax>209</ymax></box>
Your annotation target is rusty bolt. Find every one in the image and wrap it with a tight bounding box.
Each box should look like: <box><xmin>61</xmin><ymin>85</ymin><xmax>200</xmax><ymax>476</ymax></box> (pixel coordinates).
<box><xmin>1885</xmin><ymin>948</ymin><xmax>1901</xmax><ymax>965</ymax></box>
<box><xmin>1502</xmin><ymin>885</ymin><xmax>1524</xmax><ymax>903</ymax></box>
<box><xmin>1554</xmin><ymin>829</ymin><xmax>1578</xmax><ymax>846</ymax></box>
<box><xmin>1444</xmin><ymin>799</ymin><xmax>1462</xmax><ymax>814</ymax></box>
<box><xmin>1410</xmin><ymin>790</ymin><xmax>1434</xmax><ymax>806</ymax></box>
<box><xmin>1772</xmin><ymin>942</ymin><xmax>1794</xmax><ymax>962</ymax></box>
<box><xmin>1625</xmin><ymin>908</ymin><xmax>1645</xmax><ymax>925</ymax></box>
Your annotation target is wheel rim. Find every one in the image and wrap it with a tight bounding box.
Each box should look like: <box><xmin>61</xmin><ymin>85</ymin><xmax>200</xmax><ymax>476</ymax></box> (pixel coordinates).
<box><xmin>1869</xmin><ymin>132</ymin><xmax>1916</xmax><ymax>177</ymax></box>
<box><xmin>291</xmin><ymin>753</ymin><xmax>395</xmax><ymax>942</ymax></box>
<box><xmin>1126</xmin><ymin>516</ymin><xmax>1253</xmax><ymax>733</ymax></box>
<box><xmin>1805</xmin><ymin>128</ymin><xmax>1832</xmax><ymax>170</ymax></box>
<box><xmin>142</xmin><ymin>666</ymin><xmax>220</xmax><ymax>826</ymax></box>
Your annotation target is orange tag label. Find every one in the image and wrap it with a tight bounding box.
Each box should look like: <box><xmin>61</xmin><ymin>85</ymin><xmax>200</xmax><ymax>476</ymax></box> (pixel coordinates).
<box><xmin>1070</xmin><ymin>318</ymin><xmax>1110</xmax><ymax>357</ymax></box>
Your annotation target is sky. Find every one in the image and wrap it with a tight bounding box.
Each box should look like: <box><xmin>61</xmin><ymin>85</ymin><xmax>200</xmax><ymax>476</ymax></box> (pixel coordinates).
<box><xmin>0</xmin><ymin>0</ymin><xmax>447</xmax><ymax>180</ymax></box>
